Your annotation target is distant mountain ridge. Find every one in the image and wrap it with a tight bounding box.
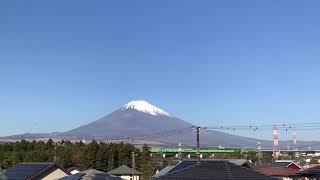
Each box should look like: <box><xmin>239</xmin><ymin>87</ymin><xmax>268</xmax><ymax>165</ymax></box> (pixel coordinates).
<box><xmin>3</xmin><ymin>100</ymin><xmax>320</xmax><ymax>148</ymax></box>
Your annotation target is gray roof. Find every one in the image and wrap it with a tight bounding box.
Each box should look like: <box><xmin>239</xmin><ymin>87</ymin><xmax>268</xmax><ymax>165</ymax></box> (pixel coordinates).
<box><xmin>82</xmin><ymin>169</ymin><xmax>105</xmax><ymax>174</ymax></box>
<box><xmin>108</xmin><ymin>165</ymin><xmax>141</xmax><ymax>175</ymax></box>
<box><xmin>297</xmin><ymin>165</ymin><xmax>320</xmax><ymax>177</ymax></box>
<box><xmin>60</xmin><ymin>169</ymin><xmax>122</xmax><ymax>180</ymax></box>
<box><xmin>153</xmin><ymin>165</ymin><xmax>176</xmax><ymax>178</ymax></box>
<box><xmin>256</xmin><ymin>161</ymin><xmax>300</xmax><ymax>169</ymax></box>
<box><xmin>152</xmin><ymin>160</ymin><xmax>277</xmax><ymax>180</ymax></box>
<box><xmin>6</xmin><ymin>162</ymin><xmax>68</xmax><ymax>180</ymax></box>
<box><xmin>227</xmin><ymin>159</ymin><xmax>248</xmax><ymax>166</ymax></box>
<box><xmin>154</xmin><ymin>159</ymin><xmax>253</xmax><ymax>178</ymax></box>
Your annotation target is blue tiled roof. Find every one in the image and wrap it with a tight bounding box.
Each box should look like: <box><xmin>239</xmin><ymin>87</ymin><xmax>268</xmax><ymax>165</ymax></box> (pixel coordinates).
<box><xmin>6</xmin><ymin>163</ymin><xmax>52</xmax><ymax>180</ymax></box>
<box><xmin>153</xmin><ymin>160</ymin><xmax>277</xmax><ymax>180</ymax></box>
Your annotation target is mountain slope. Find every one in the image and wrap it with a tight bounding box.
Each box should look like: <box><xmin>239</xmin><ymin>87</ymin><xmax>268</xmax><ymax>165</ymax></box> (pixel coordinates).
<box><xmin>61</xmin><ymin>100</ymin><xmax>267</xmax><ymax>147</ymax></box>
<box><xmin>62</xmin><ymin>108</ymin><xmax>193</xmax><ymax>140</ymax></box>
<box><xmin>5</xmin><ymin>100</ymin><xmax>319</xmax><ymax>148</ymax></box>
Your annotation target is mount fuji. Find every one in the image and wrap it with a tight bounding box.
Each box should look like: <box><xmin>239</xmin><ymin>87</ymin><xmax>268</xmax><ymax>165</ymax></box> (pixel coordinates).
<box><xmin>7</xmin><ymin>100</ymin><xmax>318</xmax><ymax>148</ymax></box>
<box><xmin>58</xmin><ymin>100</ymin><xmax>269</xmax><ymax>147</ymax></box>
<box><xmin>60</xmin><ymin>100</ymin><xmax>193</xmax><ymax>140</ymax></box>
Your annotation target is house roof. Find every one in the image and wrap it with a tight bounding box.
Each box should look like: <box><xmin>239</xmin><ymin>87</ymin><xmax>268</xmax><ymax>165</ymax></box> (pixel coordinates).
<box><xmin>153</xmin><ymin>165</ymin><xmax>176</xmax><ymax>178</ymax></box>
<box><xmin>6</xmin><ymin>162</ymin><xmax>69</xmax><ymax>180</ymax></box>
<box><xmin>256</xmin><ymin>161</ymin><xmax>301</xmax><ymax>170</ymax></box>
<box><xmin>227</xmin><ymin>159</ymin><xmax>248</xmax><ymax>166</ymax></box>
<box><xmin>152</xmin><ymin>160</ymin><xmax>277</xmax><ymax>180</ymax></box>
<box><xmin>256</xmin><ymin>167</ymin><xmax>299</xmax><ymax>177</ymax></box>
<box><xmin>226</xmin><ymin>159</ymin><xmax>254</xmax><ymax>169</ymax></box>
<box><xmin>167</xmin><ymin>160</ymin><xmax>196</xmax><ymax>174</ymax></box>
<box><xmin>60</xmin><ymin>169</ymin><xmax>122</xmax><ymax>180</ymax></box>
<box><xmin>165</xmin><ymin>159</ymin><xmax>253</xmax><ymax>175</ymax></box>
<box><xmin>108</xmin><ymin>165</ymin><xmax>142</xmax><ymax>175</ymax></box>
<box><xmin>67</xmin><ymin>167</ymin><xmax>79</xmax><ymax>172</ymax></box>
<box><xmin>82</xmin><ymin>169</ymin><xmax>106</xmax><ymax>175</ymax></box>
<box><xmin>297</xmin><ymin>165</ymin><xmax>320</xmax><ymax>177</ymax></box>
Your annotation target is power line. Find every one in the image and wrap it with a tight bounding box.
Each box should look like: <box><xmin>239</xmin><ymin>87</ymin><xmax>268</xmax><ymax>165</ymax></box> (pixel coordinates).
<box><xmin>104</xmin><ymin>126</ymin><xmax>194</xmax><ymax>141</ymax></box>
<box><xmin>102</xmin><ymin>122</ymin><xmax>320</xmax><ymax>142</ymax></box>
<box><xmin>206</xmin><ymin>122</ymin><xmax>320</xmax><ymax>132</ymax></box>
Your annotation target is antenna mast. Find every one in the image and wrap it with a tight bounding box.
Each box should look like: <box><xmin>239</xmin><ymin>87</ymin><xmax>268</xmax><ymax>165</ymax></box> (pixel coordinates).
<box><xmin>272</xmin><ymin>125</ymin><xmax>280</xmax><ymax>160</ymax></box>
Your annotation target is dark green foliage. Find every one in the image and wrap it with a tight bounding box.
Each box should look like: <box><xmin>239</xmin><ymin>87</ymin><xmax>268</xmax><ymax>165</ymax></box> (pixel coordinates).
<box><xmin>0</xmin><ymin>139</ymin><xmax>155</xmax><ymax>179</ymax></box>
<box><xmin>137</xmin><ymin>145</ymin><xmax>156</xmax><ymax>180</ymax></box>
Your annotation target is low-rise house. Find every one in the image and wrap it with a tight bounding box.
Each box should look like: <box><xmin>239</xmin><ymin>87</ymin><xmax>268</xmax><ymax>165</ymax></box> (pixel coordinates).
<box><xmin>6</xmin><ymin>162</ymin><xmax>69</xmax><ymax>180</ymax></box>
<box><xmin>294</xmin><ymin>165</ymin><xmax>320</xmax><ymax>179</ymax></box>
<box><xmin>152</xmin><ymin>160</ymin><xmax>277</xmax><ymax>180</ymax></box>
<box><xmin>153</xmin><ymin>159</ymin><xmax>254</xmax><ymax>178</ymax></box>
<box><xmin>255</xmin><ymin>160</ymin><xmax>302</xmax><ymax>180</ymax></box>
<box><xmin>60</xmin><ymin>169</ymin><xmax>122</xmax><ymax>180</ymax></box>
<box><xmin>227</xmin><ymin>159</ymin><xmax>255</xmax><ymax>169</ymax></box>
<box><xmin>255</xmin><ymin>167</ymin><xmax>300</xmax><ymax>180</ymax></box>
<box><xmin>272</xmin><ymin>161</ymin><xmax>302</xmax><ymax>170</ymax></box>
<box><xmin>153</xmin><ymin>165</ymin><xmax>176</xmax><ymax>179</ymax></box>
<box><xmin>108</xmin><ymin>165</ymin><xmax>142</xmax><ymax>180</ymax></box>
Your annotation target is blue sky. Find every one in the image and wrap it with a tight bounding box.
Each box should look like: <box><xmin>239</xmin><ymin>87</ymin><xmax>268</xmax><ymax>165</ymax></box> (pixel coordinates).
<box><xmin>1</xmin><ymin>1</ymin><xmax>320</xmax><ymax>140</ymax></box>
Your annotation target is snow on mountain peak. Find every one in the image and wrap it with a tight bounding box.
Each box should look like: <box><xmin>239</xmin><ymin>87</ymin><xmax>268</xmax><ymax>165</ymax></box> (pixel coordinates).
<box><xmin>122</xmin><ymin>100</ymin><xmax>171</xmax><ymax>117</ymax></box>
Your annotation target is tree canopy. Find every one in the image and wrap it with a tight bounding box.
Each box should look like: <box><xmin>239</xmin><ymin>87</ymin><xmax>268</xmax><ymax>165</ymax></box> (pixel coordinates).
<box><xmin>0</xmin><ymin>139</ymin><xmax>155</xmax><ymax>179</ymax></box>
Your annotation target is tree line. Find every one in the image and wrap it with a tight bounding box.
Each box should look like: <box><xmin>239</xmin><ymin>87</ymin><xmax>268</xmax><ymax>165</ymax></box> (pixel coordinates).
<box><xmin>0</xmin><ymin>139</ymin><xmax>155</xmax><ymax>179</ymax></box>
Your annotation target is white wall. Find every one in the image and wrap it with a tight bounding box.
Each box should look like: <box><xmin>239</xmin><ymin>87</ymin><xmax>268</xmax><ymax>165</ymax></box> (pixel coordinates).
<box><xmin>42</xmin><ymin>168</ymin><xmax>68</xmax><ymax>180</ymax></box>
<box><xmin>120</xmin><ymin>175</ymin><xmax>140</xmax><ymax>180</ymax></box>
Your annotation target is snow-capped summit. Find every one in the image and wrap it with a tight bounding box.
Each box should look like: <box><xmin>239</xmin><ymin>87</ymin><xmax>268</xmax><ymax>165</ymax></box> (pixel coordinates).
<box><xmin>122</xmin><ymin>100</ymin><xmax>171</xmax><ymax>117</ymax></box>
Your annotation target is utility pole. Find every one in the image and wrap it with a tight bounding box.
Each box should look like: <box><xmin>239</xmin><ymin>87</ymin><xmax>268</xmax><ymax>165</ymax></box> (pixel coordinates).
<box><xmin>131</xmin><ymin>152</ymin><xmax>136</xmax><ymax>180</ymax></box>
<box><xmin>257</xmin><ymin>141</ymin><xmax>261</xmax><ymax>164</ymax></box>
<box><xmin>193</xmin><ymin>126</ymin><xmax>206</xmax><ymax>164</ymax></box>
<box><xmin>53</xmin><ymin>145</ymin><xmax>57</xmax><ymax>162</ymax></box>
<box><xmin>178</xmin><ymin>142</ymin><xmax>182</xmax><ymax>162</ymax></box>
<box><xmin>53</xmin><ymin>142</ymin><xmax>59</xmax><ymax>162</ymax></box>
<box><xmin>196</xmin><ymin>127</ymin><xmax>200</xmax><ymax>163</ymax></box>
<box><xmin>292</xmin><ymin>128</ymin><xmax>297</xmax><ymax>151</ymax></box>
<box><xmin>53</xmin><ymin>141</ymin><xmax>65</xmax><ymax>163</ymax></box>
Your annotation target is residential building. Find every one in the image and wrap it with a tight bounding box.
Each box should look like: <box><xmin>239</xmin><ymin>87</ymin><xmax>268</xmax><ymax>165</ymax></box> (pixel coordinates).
<box><xmin>60</xmin><ymin>169</ymin><xmax>122</xmax><ymax>180</ymax></box>
<box><xmin>226</xmin><ymin>159</ymin><xmax>255</xmax><ymax>169</ymax></box>
<box><xmin>152</xmin><ymin>160</ymin><xmax>277</xmax><ymax>180</ymax></box>
<box><xmin>255</xmin><ymin>167</ymin><xmax>300</xmax><ymax>180</ymax></box>
<box><xmin>108</xmin><ymin>165</ymin><xmax>142</xmax><ymax>180</ymax></box>
<box><xmin>154</xmin><ymin>158</ymin><xmax>254</xmax><ymax>178</ymax></box>
<box><xmin>294</xmin><ymin>165</ymin><xmax>320</xmax><ymax>179</ymax></box>
<box><xmin>6</xmin><ymin>162</ymin><xmax>69</xmax><ymax>180</ymax></box>
<box><xmin>255</xmin><ymin>160</ymin><xmax>302</xmax><ymax>180</ymax></box>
